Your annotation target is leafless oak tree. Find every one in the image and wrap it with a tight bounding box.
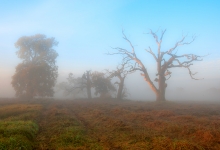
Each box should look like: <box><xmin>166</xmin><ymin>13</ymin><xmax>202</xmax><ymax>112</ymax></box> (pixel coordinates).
<box><xmin>109</xmin><ymin>29</ymin><xmax>204</xmax><ymax>101</ymax></box>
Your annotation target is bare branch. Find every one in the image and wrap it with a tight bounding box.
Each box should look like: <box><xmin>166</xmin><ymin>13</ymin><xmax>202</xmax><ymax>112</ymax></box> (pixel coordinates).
<box><xmin>149</xmin><ymin>29</ymin><xmax>159</xmax><ymax>44</ymax></box>
<box><xmin>146</xmin><ymin>47</ymin><xmax>158</xmax><ymax>61</ymax></box>
<box><xmin>106</xmin><ymin>59</ymin><xmax>136</xmax><ymax>80</ymax></box>
<box><xmin>122</xmin><ymin>30</ymin><xmax>137</xmax><ymax>58</ymax></box>
<box><xmin>148</xmin><ymin>29</ymin><xmax>166</xmax><ymax>59</ymax></box>
<box><xmin>187</xmin><ymin>67</ymin><xmax>203</xmax><ymax>80</ymax></box>
<box><xmin>165</xmin><ymin>54</ymin><xmax>204</xmax><ymax>80</ymax></box>
<box><xmin>160</xmin><ymin>29</ymin><xmax>166</xmax><ymax>43</ymax></box>
<box><xmin>167</xmin><ymin>54</ymin><xmax>204</xmax><ymax>68</ymax></box>
<box><xmin>166</xmin><ymin>74</ymin><xmax>171</xmax><ymax>80</ymax></box>
<box><xmin>166</xmin><ymin>36</ymin><xmax>195</xmax><ymax>54</ymax></box>
<box><xmin>108</xmin><ymin>30</ymin><xmax>177</xmax><ymax>97</ymax></box>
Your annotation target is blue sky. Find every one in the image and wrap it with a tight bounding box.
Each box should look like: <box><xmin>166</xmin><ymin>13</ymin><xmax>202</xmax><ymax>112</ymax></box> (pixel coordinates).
<box><xmin>0</xmin><ymin>0</ymin><xmax>220</xmax><ymax>99</ymax></box>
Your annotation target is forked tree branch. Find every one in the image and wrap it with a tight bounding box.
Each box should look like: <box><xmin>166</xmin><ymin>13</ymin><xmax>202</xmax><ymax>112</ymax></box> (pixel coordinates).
<box><xmin>146</xmin><ymin>47</ymin><xmax>158</xmax><ymax>61</ymax></box>
<box><xmin>106</xmin><ymin>60</ymin><xmax>134</xmax><ymax>79</ymax></box>
<box><xmin>165</xmin><ymin>54</ymin><xmax>204</xmax><ymax>80</ymax></box>
<box><xmin>122</xmin><ymin>30</ymin><xmax>137</xmax><ymax>58</ymax></box>
<box><xmin>186</xmin><ymin>67</ymin><xmax>203</xmax><ymax>80</ymax></box>
<box><xmin>107</xmin><ymin>31</ymin><xmax>147</xmax><ymax>74</ymax></box>
<box><xmin>107</xmin><ymin>31</ymin><xmax>158</xmax><ymax>94</ymax></box>
<box><xmin>166</xmin><ymin>35</ymin><xmax>195</xmax><ymax>54</ymax></box>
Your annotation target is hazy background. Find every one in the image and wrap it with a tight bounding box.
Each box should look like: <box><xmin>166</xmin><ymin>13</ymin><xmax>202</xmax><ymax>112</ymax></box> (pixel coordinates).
<box><xmin>0</xmin><ymin>0</ymin><xmax>220</xmax><ymax>101</ymax></box>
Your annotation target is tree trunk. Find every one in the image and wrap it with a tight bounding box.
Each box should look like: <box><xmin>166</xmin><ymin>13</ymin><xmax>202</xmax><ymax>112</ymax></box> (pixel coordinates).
<box><xmin>86</xmin><ymin>71</ymin><xmax>92</xmax><ymax>100</ymax></box>
<box><xmin>116</xmin><ymin>78</ymin><xmax>124</xmax><ymax>100</ymax></box>
<box><xmin>157</xmin><ymin>73</ymin><xmax>166</xmax><ymax>101</ymax></box>
<box><xmin>142</xmin><ymin>69</ymin><xmax>158</xmax><ymax>96</ymax></box>
<box><xmin>156</xmin><ymin>91</ymin><xmax>166</xmax><ymax>101</ymax></box>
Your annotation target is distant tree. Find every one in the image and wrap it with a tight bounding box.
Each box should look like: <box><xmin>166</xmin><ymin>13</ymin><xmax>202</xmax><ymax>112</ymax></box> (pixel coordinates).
<box><xmin>106</xmin><ymin>61</ymin><xmax>133</xmax><ymax>100</ymax></box>
<box><xmin>57</xmin><ymin>71</ymin><xmax>92</xmax><ymax>99</ymax></box>
<box><xmin>11</xmin><ymin>34</ymin><xmax>58</xmax><ymax>99</ymax></box>
<box><xmin>91</xmin><ymin>71</ymin><xmax>116</xmax><ymax>98</ymax></box>
<box><xmin>57</xmin><ymin>73</ymin><xmax>85</xmax><ymax>97</ymax></box>
<box><xmin>83</xmin><ymin>71</ymin><xmax>92</xmax><ymax>100</ymax></box>
<box><xmin>110</xmin><ymin>30</ymin><xmax>204</xmax><ymax>101</ymax></box>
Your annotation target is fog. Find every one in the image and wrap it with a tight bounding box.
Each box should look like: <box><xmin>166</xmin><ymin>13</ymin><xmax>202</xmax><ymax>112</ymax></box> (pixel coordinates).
<box><xmin>0</xmin><ymin>1</ymin><xmax>220</xmax><ymax>102</ymax></box>
<box><xmin>0</xmin><ymin>46</ymin><xmax>219</xmax><ymax>102</ymax></box>
<box><xmin>0</xmin><ymin>67</ymin><xmax>219</xmax><ymax>101</ymax></box>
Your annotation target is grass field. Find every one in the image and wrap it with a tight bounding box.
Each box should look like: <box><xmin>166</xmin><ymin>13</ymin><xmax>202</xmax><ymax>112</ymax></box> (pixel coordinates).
<box><xmin>0</xmin><ymin>98</ymin><xmax>220</xmax><ymax>150</ymax></box>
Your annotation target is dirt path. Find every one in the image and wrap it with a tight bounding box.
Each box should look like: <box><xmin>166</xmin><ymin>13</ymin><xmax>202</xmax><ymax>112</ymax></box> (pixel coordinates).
<box><xmin>34</xmin><ymin>100</ymin><xmax>55</xmax><ymax>149</ymax></box>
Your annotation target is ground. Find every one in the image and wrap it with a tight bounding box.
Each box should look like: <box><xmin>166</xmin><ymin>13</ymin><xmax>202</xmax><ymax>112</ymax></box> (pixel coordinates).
<box><xmin>0</xmin><ymin>98</ymin><xmax>220</xmax><ymax>150</ymax></box>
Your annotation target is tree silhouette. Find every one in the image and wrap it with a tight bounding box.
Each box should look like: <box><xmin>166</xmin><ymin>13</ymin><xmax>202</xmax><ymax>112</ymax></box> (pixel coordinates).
<box><xmin>82</xmin><ymin>71</ymin><xmax>92</xmax><ymax>100</ymax></box>
<box><xmin>91</xmin><ymin>71</ymin><xmax>116</xmax><ymax>98</ymax></box>
<box><xmin>110</xmin><ymin>29</ymin><xmax>204</xmax><ymax>101</ymax></box>
<box><xmin>57</xmin><ymin>71</ymin><xmax>92</xmax><ymax>99</ymax></box>
<box><xmin>11</xmin><ymin>34</ymin><xmax>58</xmax><ymax>99</ymax></box>
<box><xmin>106</xmin><ymin>61</ymin><xmax>133</xmax><ymax>100</ymax></box>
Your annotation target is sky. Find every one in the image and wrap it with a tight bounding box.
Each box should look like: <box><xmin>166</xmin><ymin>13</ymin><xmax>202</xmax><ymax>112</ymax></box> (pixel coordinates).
<box><xmin>0</xmin><ymin>0</ymin><xmax>220</xmax><ymax>100</ymax></box>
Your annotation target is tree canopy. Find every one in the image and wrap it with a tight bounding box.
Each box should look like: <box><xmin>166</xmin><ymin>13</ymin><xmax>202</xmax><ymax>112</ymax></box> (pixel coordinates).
<box><xmin>11</xmin><ymin>34</ymin><xmax>58</xmax><ymax>99</ymax></box>
<box><xmin>91</xmin><ymin>71</ymin><xmax>116</xmax><ymax>98</ymax></box>
<box><xmin>57</xmin><ymin>71</ymin><xmax>116</xmax><ymax>99</ymax></box>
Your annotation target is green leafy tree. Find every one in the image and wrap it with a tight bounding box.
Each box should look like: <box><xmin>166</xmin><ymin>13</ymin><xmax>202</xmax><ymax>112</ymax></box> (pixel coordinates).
<box><xmin>11</xmin><ymin>34</ymin><xmax>58</xmax><ymax>99</ymax></box>
<box><xmin>57</xmin><ymin>71</ymin><xmax>115</xmax><ymax>99</ymax></box>
<box><xmin>91</xmin><ymin>71</ymin><xmax>116</xmax><ymax>98</ymax></box>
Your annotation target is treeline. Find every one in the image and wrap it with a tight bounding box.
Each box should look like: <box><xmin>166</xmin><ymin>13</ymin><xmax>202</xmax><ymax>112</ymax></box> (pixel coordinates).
<box><xmin>11</xmin><ymin>30</ymin><xmax>203</xmax><ymax>101</ymax></box>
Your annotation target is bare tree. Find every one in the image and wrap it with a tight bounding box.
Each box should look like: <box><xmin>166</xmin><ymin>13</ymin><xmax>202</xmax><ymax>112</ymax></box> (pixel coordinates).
<box><xmin>110</xmin><ymin>29</ymin><xmax>204</xmax><ymax>101</ymax></box>
<box><xmin>106</xmin><ymin>61</ymin><xmax>133</xmax><ymax>100</ymax></box>
<box><xmin>57</xmin><ymin>71</ymin><xmax>92</xmax><ymax>99</ymax></box>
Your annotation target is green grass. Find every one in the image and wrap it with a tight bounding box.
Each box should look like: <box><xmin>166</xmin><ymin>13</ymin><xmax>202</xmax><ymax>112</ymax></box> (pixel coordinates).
<box><xmin>54</xmin><ymin>126</ymin><xmax>103</xmax><ymax>149</ymax></box>
<box><xmin>54</xmin><ymin>126</ymin><xmax>87</xmax><ymax>147</ymax></box>
<box><xmin>41</xmin><ymin>109</ymin><xmax>103</xmax><ymax>150</ymax></box>
<box><xmin>0</xmin><ymin>121</ymin><xmax>38</xmax><ymax>150</ymax></box>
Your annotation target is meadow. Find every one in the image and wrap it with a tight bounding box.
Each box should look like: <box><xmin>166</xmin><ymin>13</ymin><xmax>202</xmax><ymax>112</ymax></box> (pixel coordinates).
<box><xmin>0</xmin><ymin>98</ymin><xmax>220</xmax><ymax>150</ymax></box>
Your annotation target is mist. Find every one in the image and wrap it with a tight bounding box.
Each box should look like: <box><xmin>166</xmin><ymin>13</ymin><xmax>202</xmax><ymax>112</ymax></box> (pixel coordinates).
<box><xmin>0</xmin><ymin>1</ymin><xmax>220</xmax><ymax>102</ymax></box>
<box><xmin>52</xmin><ymin>67</ymin><xmax>220</xmax><ymax>102</ymax></box>
<box><xmin>1</xmin><ymin>56</ymin><xmax>219</xmax><ymax>102</ymax></box>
